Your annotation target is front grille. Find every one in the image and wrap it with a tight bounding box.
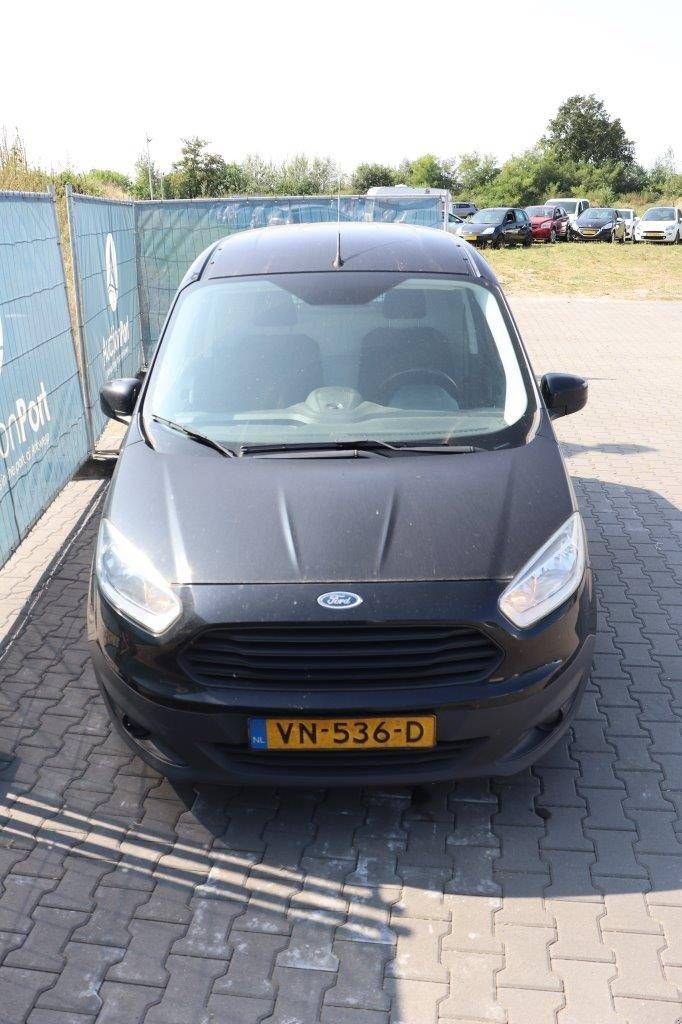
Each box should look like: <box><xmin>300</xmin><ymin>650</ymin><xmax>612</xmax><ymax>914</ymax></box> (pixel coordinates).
<box><xmin>180</xmin><ymin>622</ymin><xmax>503</xmax><ymax>691</ymax></box>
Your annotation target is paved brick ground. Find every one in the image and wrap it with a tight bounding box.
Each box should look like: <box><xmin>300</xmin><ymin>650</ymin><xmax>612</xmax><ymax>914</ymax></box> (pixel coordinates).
<box><xmin>1</xmin><ymin>295</ymin><xmax>682</xmax><ymax>1024</ymax></box>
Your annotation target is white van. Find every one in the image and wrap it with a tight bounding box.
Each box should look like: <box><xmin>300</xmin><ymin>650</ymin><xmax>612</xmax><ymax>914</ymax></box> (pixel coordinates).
<box><xmin>544</xmin><ymin>197</ymin><xmax>590</xmax><ymax>239</ymax></box>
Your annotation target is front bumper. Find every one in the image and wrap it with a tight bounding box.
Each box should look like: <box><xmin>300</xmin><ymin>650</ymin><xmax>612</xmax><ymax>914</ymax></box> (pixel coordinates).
<box><xmin>531</xmin><ymin>226</ymin><xmax>552</xmax><ymax>240</ymax></box>
<box><xmin>636</xmin><ymin>231</ymin><xmax>675</xmax><ymax>243</ymax></box>
<box><xmin>458</xmin><ymin>232</ymin><xmax>496</xmax><ymax>247</ymax></box>
<box><xmin>89</xmin><ymin>574</ymin><xmax>595</xmax><ymax>785</ymax></box>
<box><xmin>574</xmin><ymin>227</ymin><xmax>612</xmax><ymax>241</ymax></box>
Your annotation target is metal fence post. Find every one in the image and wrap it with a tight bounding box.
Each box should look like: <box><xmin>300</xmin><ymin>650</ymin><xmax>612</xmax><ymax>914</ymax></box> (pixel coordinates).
<box><xmin>64</xmin><ymin>184</ymin><xmax>96</xmax><ymax>454</ymax></box>
<box><xmin>133</xmin><ymin>200</ymin><xmax>151</xmax><ymax>361</ymax></box>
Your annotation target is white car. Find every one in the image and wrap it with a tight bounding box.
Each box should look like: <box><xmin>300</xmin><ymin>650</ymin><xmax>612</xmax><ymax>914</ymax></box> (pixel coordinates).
<box><xmin>545</xmin><ymin>197</ymin><xmax>590</xmax><ymax>240</ymax></box>
<box><xmin>616</xmin><ymin>208</ymin><xmax>638</xmax><ymax>242</ymax></box>
<box><xmin>634</xmin><ymin>206</ymin><xmax>682</xmax><ymax>244</ymax></box>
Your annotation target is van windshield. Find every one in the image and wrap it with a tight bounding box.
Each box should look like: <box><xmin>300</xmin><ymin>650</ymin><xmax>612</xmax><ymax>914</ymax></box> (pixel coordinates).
<box><xmin>145</xmin><ymin>273</ymin><xmax>533</xmax><ymax>450</ymax></box>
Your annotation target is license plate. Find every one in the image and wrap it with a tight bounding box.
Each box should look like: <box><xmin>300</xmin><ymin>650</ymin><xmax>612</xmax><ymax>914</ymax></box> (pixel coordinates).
<box><xmin>583</xmin><ymin>229</ymin><xmax>596</xmax><ymax>235</ymax></box>
<box><xmin>464</xmin><ymin>234</ymin><xmax>477</xmax><ymax>241</ymax></box>
<box><xmin>248</xmin><ymin>715</ymin><xmax>436</xmax><ymax>751</ymax></box>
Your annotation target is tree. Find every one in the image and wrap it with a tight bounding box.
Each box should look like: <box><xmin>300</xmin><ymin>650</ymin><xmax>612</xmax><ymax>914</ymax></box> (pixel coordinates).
<box><xmin>241</xmin><ymin>155</ymin><xmax>279</xmax><ymax>194</ymax></box>
<box><xmin>86</xmin><ymin>168</ymin><xmax>132</xmax><ymax>193</ymax></box>
<box><xmin>276</xmin><ymin>155</ymin><xmax>339</xmax><ymax>195</ymax></box>
<box><xmin>168</xmin><ymin>137</ymin><xmax>237</xmax><ymax>198</ymax></box>
<box><xmin>544</xmin><ymin>94</ymin><xmax>635</xmax><ymax>166</ymax></box>
<box><xmin>649</xmin><ymin>147</ymin><xmax>678</xmax><ymax>188</ymax></box>
<box><xmin>351</xmin><ymin>163</ymin><xmax>397</xmax><ymax>193</ymax></box>
<box><xmin>131</xmin><ymin>153</ymin><xmax>164</xmax><ymax>199</ymax></box>
<box><xmin>479</xmin><ymin>149</ymin><xmax>572</xmax><ymax>207</ymax></box>
<box><xmin>406</xmin><ymin>154</ymin><xmax>455</xmax><ymax>189</ymax></box>
<box><xmin>454</xmin><ymin>152</ymin><xmax>499</xmax><ymax>195</ymax></box>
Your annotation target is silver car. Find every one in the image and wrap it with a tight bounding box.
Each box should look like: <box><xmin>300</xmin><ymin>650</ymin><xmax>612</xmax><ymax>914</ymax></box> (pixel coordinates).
<box><xmin>616</xmin><ymin>208</ymin><xmax>638</xmax><ymax>242</ymax></box>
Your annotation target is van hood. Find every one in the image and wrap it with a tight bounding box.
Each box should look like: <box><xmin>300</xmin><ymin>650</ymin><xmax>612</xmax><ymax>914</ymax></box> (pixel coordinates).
<box><xmin>105</xmin><ymin>428</ymin><xmax>575</xmax><ymax>585</ymax></box>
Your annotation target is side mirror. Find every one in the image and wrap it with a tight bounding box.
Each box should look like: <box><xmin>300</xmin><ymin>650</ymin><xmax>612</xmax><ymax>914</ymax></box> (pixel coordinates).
<box><xmin>541</xmin><ymin>373</ymin><xmax>588</xmax><ymax>419</ymax></box>
<box><xmin>100</xmin><ymin>378</ymin><xmax>140</xmax><ymax>422</ymax></box>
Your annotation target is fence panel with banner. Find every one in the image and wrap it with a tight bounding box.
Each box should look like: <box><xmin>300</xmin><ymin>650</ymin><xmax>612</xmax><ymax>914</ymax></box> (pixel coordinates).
<box><xmin>135</xmin><ymin>194</ymin><xmax>443</xmax><ymax>355</ymax></box>
<box><xmin>67</xmin><ymin>190</ymin><xmax>144</xmax><ymax>442</ymax></box>
<box><xmin>0</xmin><ymin>190</ymin><xmax>89</xmax><ymax>567</ymax></box>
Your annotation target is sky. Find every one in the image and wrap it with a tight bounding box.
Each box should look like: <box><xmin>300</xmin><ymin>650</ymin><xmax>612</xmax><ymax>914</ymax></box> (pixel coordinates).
<box><xmin>2</xmin><ymin>0</ymin><xmax>680</xmax><ymax>177</ymax></box>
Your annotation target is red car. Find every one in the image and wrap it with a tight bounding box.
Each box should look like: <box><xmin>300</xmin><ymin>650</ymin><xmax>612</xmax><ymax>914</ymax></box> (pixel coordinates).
<box><xmin>525</xmin><ymin>205</ymin><xmax>570</xmax><ymax>243</ymax></box>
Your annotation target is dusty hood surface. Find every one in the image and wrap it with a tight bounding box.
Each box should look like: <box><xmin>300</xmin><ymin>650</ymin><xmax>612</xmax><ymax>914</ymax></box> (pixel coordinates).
<box><xmin>105</xmin><ymin>428</ymin><xmax>574</xmax><ymax>585</ymax></box>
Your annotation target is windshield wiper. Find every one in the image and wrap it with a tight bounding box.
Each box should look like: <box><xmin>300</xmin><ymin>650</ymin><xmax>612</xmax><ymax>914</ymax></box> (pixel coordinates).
<box><xmin>151</xmin><ymin>415</ymin><xmax>236</xmax><ymax>457</ymax></box>
<box><xmin>238</xmin><ymin>439</ymin><xmax>483</xmax><ymax>457</ymax></box>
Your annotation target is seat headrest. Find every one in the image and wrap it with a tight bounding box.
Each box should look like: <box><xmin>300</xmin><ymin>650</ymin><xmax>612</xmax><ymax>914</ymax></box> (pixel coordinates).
<box><xmin>382</xmin><ymin>288</ymin><xmax>427</xmax><ymax>320</ymax></box>
<box><xmin>252</xmin><ymin>291</ymin><xmax>297</xmax><ymax>328</ymax></box>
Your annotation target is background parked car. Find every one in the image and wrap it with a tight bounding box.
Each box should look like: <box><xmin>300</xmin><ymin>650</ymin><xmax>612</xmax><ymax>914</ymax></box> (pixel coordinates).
<box><xmin>451</xmin><ymin>201</ymin><xmax>478</xmax><ymax>219</ymax></box>
<box><xmin>573</xmin><ymin>208</ymin><xmax>626</xmax><ymax>243</ymax></box>
<box><xmin>545</xmin><ymin>197</ymin><xmax>590</xmax><ymax>239</ymax></box>
<box><xmin>616</xmin><ymin>208</ymin><xmax>638</xmax><ymax>242</ymax></box>
<box><xmin>634</xmin><ymin>206</ymin><xmax>682</xmax><ymax>244</ymax></box>
<box><xmin>456</xmin><ymin>208</ymin><xmax>533</xmax><ymax>248</ymax></box>
<box><xmin>525</xmin><ymin>205</ymin><xmax>570</xmax><ymax>243</ymax></box>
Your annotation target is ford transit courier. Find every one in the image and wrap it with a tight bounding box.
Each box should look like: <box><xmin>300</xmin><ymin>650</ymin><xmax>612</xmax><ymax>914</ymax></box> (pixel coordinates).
<box><xmin>89</xmin><ymin>223</ymin><xmax>595</xmax><ymax>786</ymax></box>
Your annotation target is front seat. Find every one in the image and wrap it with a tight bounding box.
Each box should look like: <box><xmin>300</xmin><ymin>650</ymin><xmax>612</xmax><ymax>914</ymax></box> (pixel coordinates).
<box><xmin>192</xmin><ymin>291</ymin><xmax>322</xmax><ymax>413</ymax></box>
<box><xmin>357</xmin><ymin>288</ymin><xmax>457</xmax><ymax>407</ymax></box>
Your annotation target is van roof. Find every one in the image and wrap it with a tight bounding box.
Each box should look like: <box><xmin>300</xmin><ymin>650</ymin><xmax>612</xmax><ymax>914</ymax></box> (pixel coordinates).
<box><xmin>187</xmin><ymin>223</ymin><xmax>492</xmax><ymax>284</ymax></box>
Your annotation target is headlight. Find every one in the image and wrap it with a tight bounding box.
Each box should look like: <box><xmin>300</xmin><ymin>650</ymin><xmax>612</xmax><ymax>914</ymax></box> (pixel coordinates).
<box><xmin>498</xmin><ymin>513</ymin><xmax>586</xmax><ymax>628</ymax></box>
<box><xmin>541</xmin><ymin>220</ymin><xmax>552</xmax><ymax>228</ymax></box>
<box><xmin>665</xmin><ymin>224</ymin><xmax>676</xmax><ymax>233</ymax></box>
<box><xmin>481</xmin><ymin>227</ymin><xmax>494</xmax><ymax>235</ymax></box>
<box><xmin>95</xmin><ymin>518</ymin><xmax>181</xmax><ymax>635</ymax></box>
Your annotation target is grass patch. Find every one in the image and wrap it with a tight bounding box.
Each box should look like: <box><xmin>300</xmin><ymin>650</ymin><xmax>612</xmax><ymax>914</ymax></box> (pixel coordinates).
<box><xmin>486</xmin><ymin>240</ymin><xmax>682</xmax><ymax>300</ymax></box>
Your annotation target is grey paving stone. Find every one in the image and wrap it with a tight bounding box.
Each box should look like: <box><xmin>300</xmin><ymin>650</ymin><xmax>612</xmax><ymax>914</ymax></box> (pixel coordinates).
<box><xmin>71</xmin><ymin>886</ymin><xmax>147</xmax><ymax>947</ymax></box>
<box><xmin>170</xmin><ymin>895</ymin><xmax>242</xmax><ymax>958</ymax></box>
<box><xmin>213</xmin><ymin>932</ymin><xmax>288</xmax><ymax>999</ymax></box>
<box><xmin>495</xmin><ymin>825</ymin><xmax>548</xmax><ymax>873</ymax></box>
<box><xmin>320</xmin><ymin>1007</ymin><xmax>388</xmax><ymax>1024</ymax></box>
<box><xmin>539</xmin><ymin>805</ymin><xmax>594</xmax><ymax>851</ymax></box>
<box><xmin>205</xmin><ymin>993</ymin><xmax>274</xmax><ymax>1024</ymax></box>
<box><xmin>588</xmin><ymin>829</ymin><xmax>649</xmax><ymax>878</ymax></box>
<box><xmin>261</xmin><ymin>966</ymin><xmax>336</xmax><ymax>1024</ymax></box>
<box><xmin>106</xmin><ymin>918</ymin><xmax>186</xmax><ymax>987</ymax></box>
<box><xmin>324</xmin><ymin>940</ymin><xmax>392</xmax><ymax>1011</ymax></box>
<box><xmin>36</xmin><ymin>941</ymin><xmax>125</xmax><ymax>1015</ymax></box>
<box><xmin>276</xmin><ymin>919</ymin><xmax>339</xmax><ymax>972</ymax></box>
<box><xmin>0</xmin><ymin>966</ymin><xmax>59</xmax><ymax>1024</ymax></box>
<box><xmin>144</xmin><ymin>954</ymin><xmax>227</xmax><ymax>1023</ymax></box>
<box><xmin>4</xmin><ymin>905</ymin><xmax>88</xmax><ymax>972</ymax></box>
<box><xmin>95</xmin><ymin>982</ymin><xmax>163</xmax><ymax>1024</ymax></box>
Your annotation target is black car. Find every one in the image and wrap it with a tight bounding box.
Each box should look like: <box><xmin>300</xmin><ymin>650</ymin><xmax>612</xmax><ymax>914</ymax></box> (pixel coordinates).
<box><xmin>573</xmin><ymin>208</ymin><xmax>626</xmax><ymax>243</ymax></box>
<box><xmin>89</xmin><ymin>222</ymin><xmax>595</xmax><ymax>787</ymax></box>
<box><xmin>457</xmin><ymin>208</ymin><xmax>533</xmax><ymax>248</ymax></box>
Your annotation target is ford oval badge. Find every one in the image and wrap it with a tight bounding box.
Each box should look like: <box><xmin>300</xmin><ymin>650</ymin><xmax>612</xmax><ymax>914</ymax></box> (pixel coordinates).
<box><xmin>317</xmin><ymin>591</ymin><xmax>363</xmax><ymax>610</ymax></box>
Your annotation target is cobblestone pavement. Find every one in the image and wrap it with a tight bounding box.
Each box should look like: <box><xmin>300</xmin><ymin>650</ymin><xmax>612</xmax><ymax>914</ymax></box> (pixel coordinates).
<box><xmin>1</xmin><ymin>296</ymin><xmax>682</xmax><ymax>1024</ymax></box>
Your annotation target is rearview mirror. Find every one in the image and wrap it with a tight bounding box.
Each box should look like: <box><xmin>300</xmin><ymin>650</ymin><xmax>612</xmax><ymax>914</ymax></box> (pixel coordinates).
<box><xmin>100</xmin><ymin>378</ymin><xmax>140</xmax><ymax>422</ymax></box>
<box><xmin>541</xmin><ymin>373</ymin><xmax>588</xmax><ymax>419</ymax></box>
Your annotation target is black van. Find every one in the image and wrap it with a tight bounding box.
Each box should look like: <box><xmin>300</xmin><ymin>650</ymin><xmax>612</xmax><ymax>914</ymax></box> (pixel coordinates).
<box><xmin>89</xmin><ymin>222</ymin><xmax>595</xmax><ymax>786</ymax></box>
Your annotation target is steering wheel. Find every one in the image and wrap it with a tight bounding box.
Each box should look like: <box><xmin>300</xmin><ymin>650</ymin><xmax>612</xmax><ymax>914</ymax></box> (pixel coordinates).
<box><xmin>376</xmin><ymin>368</ymin><xmax>459</xmax><ymax>405</ymax></box>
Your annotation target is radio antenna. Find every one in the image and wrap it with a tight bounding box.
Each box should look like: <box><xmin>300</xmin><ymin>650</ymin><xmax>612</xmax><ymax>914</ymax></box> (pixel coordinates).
<box><xmin>333</xmin><ymin>158</ymin><xmax>344</xmax><ymax>269</ymax></box>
